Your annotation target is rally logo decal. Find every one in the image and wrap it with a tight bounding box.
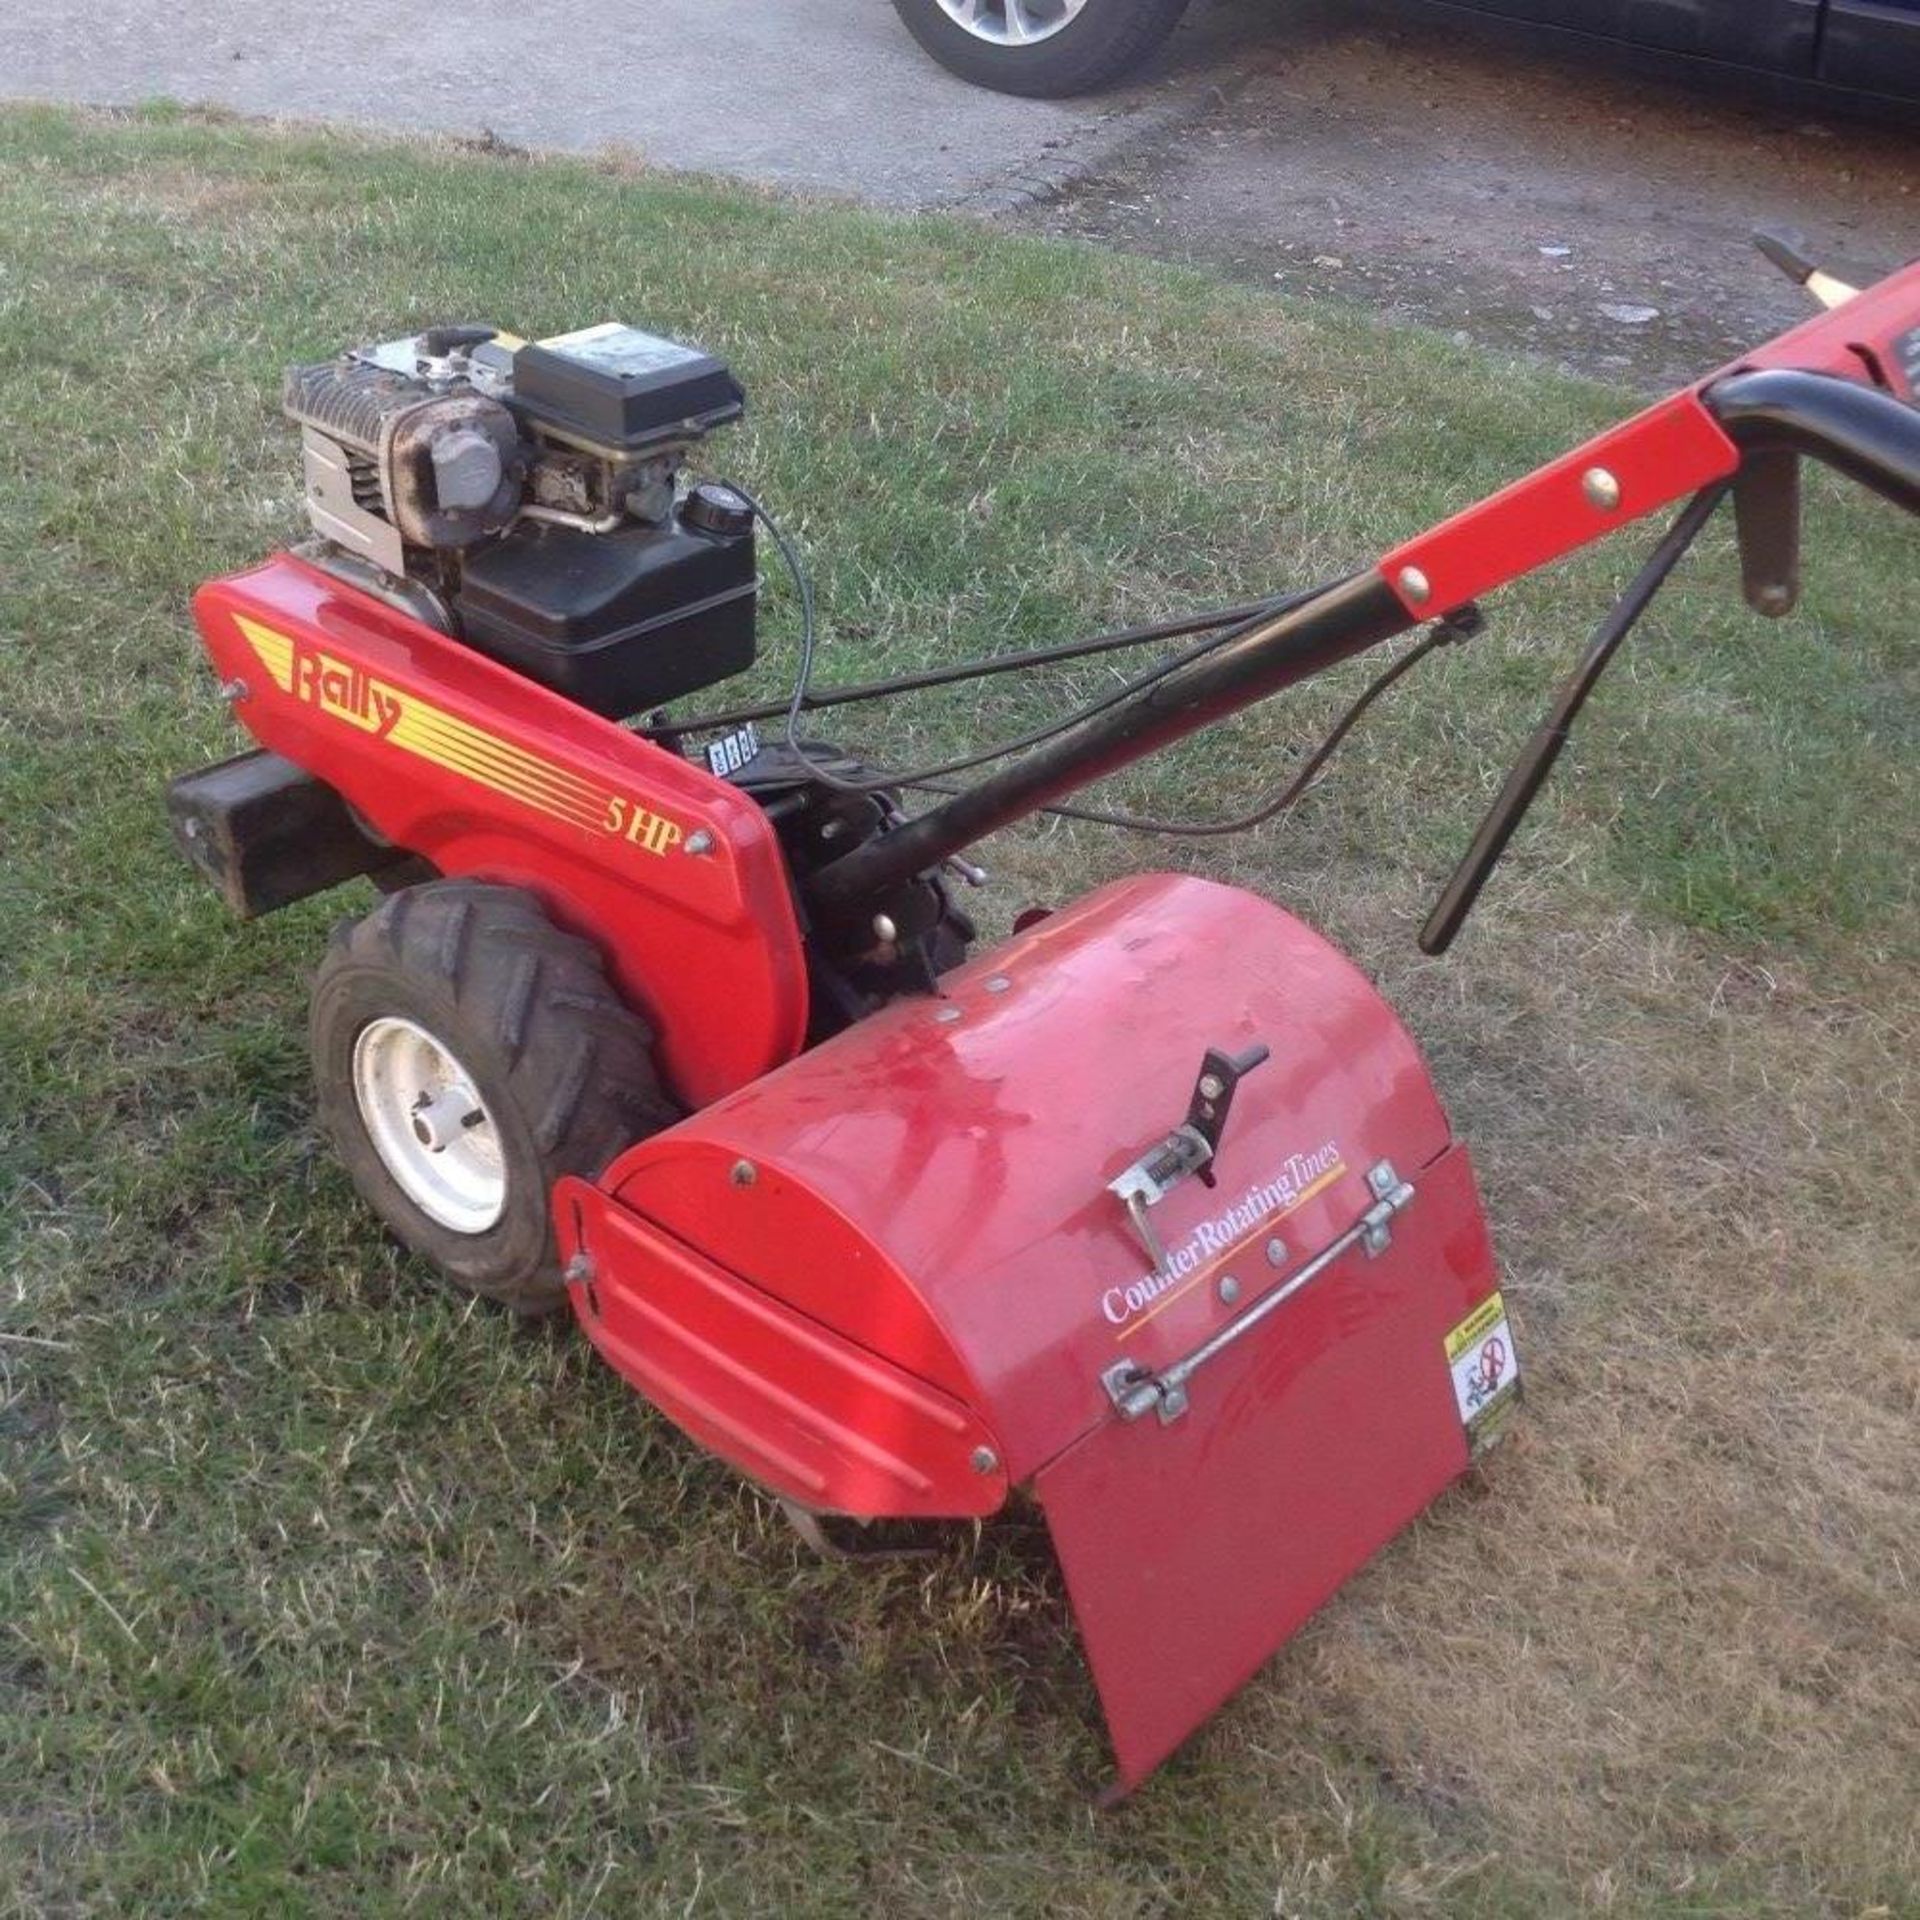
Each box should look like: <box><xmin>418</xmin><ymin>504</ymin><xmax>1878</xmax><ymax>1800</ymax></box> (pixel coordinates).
<box><xmin>235</xmin><ymin>615</ymin><xmax>686</xmax><ymax>856</ymax></box>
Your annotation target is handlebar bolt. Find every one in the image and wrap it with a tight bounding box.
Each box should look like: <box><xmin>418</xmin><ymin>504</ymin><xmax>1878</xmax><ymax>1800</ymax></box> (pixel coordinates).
<box><xmin>1583</xmin><ymin>467</ymin><xmax>1623</xmax><ymax>513</ymax></box>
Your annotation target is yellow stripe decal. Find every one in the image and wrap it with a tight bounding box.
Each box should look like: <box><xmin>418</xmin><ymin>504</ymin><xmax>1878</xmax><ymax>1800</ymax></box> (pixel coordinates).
<box><xmin>231</xmin><ymin>615</ymin><xmax>685</xmax><ymax>855</ymax></box>
<box><xmin>235</xmin><ymin>615</ymin><xmax>297</xmax><ymax>693</ymax></box>
<box><xmin>401</xmin><ymin>707</ymin><xmax>606</xmax><ymax>811</ymax></box>
<box><xmin>399</xmin><ymin>731</ymin><xmax>603</xmax><ymax>829</ymax></box>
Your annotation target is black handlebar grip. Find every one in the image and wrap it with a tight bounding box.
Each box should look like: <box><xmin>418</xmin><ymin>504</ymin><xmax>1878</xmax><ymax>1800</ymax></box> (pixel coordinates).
<box><xmin>1707</xmin><ymin>370</ymin><xmax>1920</xmax><ymax>518</ymax></box>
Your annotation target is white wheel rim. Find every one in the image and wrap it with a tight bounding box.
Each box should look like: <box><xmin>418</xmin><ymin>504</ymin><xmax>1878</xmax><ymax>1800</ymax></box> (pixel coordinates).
<box><xmin>935</xmin><ymin>0</ymin><xmax>1089</xmax><ymax>46</ymax></box>
<box><xmin>351</xmin><ymin>1016</ymin><xmax>506</xmax><ymax>1234</ymax></box>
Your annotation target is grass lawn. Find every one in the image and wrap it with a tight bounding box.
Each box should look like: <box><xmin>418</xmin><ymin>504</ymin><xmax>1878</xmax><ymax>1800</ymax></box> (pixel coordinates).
<box><xmin>1</xmin><ymin>103</ymin><xmax>1915</xmax><ymax>1917</ymax></box>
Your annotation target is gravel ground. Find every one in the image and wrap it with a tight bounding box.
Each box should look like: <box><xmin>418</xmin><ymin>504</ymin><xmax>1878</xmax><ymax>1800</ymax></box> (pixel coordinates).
<box><xmin>1014</xmin><ymin>0</ymin><xmax>1920</xmax><ymax>390</ymax></box>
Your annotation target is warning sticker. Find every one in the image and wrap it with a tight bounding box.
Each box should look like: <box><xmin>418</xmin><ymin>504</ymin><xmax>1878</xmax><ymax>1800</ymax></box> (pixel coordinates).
<box><xmin>1445</xmin><ymin>1293</ymin><xmax>1521</xmax><ymax>1454</ymax></box>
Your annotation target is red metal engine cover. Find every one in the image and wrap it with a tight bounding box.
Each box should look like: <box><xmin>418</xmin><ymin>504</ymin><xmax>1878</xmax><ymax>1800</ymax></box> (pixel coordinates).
<box><xmin>193</xmin><ymin>555</ymin><xmax>809</xmax><ymax>1106</ymax></box>
<box><xmin>559</xmin><ymin>875</ymin><xmax>1507</xmax><ymax>1788</ymax></box>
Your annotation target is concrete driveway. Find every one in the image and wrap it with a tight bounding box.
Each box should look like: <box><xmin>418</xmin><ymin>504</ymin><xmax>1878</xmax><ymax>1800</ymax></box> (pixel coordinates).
<box><xmin>1</xmin><ymin>0</ymin><xmax>1240</xmax><ymax>209</ymax></box>
<box><xmin>7</xmin><ymin>0</ymin><xmax>1916</xmax><ymax>384</ymax></box>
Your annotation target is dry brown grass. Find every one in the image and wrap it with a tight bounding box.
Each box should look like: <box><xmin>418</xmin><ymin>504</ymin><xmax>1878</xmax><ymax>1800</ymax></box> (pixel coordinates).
<box><xmin>1174</xmin><ymin>861</ymin><xmax>1915</xmax><ymax>1907</ymax></box>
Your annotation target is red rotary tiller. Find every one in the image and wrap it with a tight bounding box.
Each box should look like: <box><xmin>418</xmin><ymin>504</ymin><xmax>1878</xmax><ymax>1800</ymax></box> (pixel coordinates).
<box><xmin>170</xmin><ymin>241</ymin><xmax>1920</xmax><ymax>1792</ymax></box>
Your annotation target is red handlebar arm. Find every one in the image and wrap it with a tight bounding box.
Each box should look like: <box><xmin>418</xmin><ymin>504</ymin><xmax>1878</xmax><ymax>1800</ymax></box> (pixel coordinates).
<box><xmin>1379</xmin><ymin>256</ymin><xmax>1920</xmax><ymax>618</ymax></box>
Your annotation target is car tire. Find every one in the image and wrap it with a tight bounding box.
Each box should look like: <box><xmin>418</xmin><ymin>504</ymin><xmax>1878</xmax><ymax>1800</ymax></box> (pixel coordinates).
<box><xmin>891</xmin><ymin>0</ymin><xmax>1191</xmax><ymax>97</ymax></box>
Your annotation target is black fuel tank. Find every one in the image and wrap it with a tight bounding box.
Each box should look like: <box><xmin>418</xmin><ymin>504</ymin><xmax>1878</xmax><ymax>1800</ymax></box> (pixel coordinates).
<box><xmin>454</xmin><ymin>507</ymin><xmax>755</xmax><ymax>719</ymax></box>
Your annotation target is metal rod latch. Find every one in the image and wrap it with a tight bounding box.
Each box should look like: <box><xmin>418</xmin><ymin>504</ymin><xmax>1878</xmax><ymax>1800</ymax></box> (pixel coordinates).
<box><xmin>1101</xmin><ymin>1160</ymin><xmax>1414</xmax><ymax>1426</ymax></box>
<box><xmin>1108</xmin><ymin>1043</ymin><xmax>1271</xmax><ymax>1272</ymax></box>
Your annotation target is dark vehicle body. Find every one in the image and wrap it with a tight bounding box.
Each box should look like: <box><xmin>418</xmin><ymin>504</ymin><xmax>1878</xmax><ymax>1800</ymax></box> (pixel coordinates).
<box><xmin>1451</xmin><ymin>0</ymin><xmax>1919</xmax><ymax>105</ymax></box>
<box><xmin>891</xmin><ymin>0</ymin><xmax>1920</xmax><ymax>106</ymax></box>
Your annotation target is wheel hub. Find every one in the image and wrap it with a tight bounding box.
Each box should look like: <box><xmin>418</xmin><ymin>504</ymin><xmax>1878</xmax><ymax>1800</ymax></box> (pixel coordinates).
<box><xmin>351</xmin><ymin>1016</ymin><xmax>505</xmax><ymax>1234</ymax></box>
<box><xmin>409</xmin><ymin>1083</ymin><xmax>484</xmax><ymax>1153</ymax></box>
<box><xmin>934</xmin><ymin>0</ymin><xmax>1088</xmax><ymax>47</ymax></box>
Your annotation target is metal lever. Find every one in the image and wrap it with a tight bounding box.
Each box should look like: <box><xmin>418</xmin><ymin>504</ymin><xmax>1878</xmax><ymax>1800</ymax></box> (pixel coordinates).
<box><xmin>1109</xmin><ymin>1043</ymin><xmax>1270</xmax><ymax>1272</ymax></box>
<box><xmin>1753</xmin><ymin>226</ymin><xmax>1860</xmax><ymax>313</ymax></box>
<box><xmin>1184</xmin><ymin>1043</ymin><xmax>1271</xmax><ymax>1179</ymax></box>
<box><xmin>1419</xmin><ymin>484</ymin><xmax>1727</xmax><ymax>956</ymax></box>
<box><xmin>1733</xmin><ymin>448</ymin><xmax>1802</xmax><ymax>617</ymax></box>
<box><xmin>1102</xmin><ymin>1160</ymin><xmax>1414</xmax><ymax>1425</ymax></box>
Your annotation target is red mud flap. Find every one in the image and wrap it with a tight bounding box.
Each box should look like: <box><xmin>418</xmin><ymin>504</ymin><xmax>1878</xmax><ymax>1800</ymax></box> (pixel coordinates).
<box><xmin>1036</xmin><ymin>1144</ymin><xmax>1503</xmax><ymax>1795</ymax></box>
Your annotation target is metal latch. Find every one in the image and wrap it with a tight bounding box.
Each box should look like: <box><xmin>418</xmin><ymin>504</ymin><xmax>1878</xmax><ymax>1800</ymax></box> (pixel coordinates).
<box><xmin>1101</xmin><ymin>1159</ymin><xmax>1415</xmax><ymax>1425</ymax></box>
<box><xmin>1108</xmin><ymin>1043</ymin><xmax>1270</xmax><ymax>1273</ymax></box>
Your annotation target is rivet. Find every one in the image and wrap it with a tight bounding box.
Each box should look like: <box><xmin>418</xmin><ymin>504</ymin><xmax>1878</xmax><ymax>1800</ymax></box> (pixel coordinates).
<box><xmin>1218</xmin><ymin>1275</ymin><xmax>1241</xmax><ymax>1305</ymax></box>
<box><xmin>1583</xmin><ymin>466</ymin><xmax>1622</xmax><ymax>512</ymax></box>
<box><xmin>872</xmin><ymin>913</ymin><xmax>898</xmax><ymax>944</ymax></box>
<box><xmin>1397</xmin><ymin>566</ymin><xmax>1432</xmax><ymax>605</ymax></box>
<box><xmin>970</xmin><ymin>1446</ymin><xmax>999</xmax><ymax>1475</ymax></box>
<box><xmin>684</xmin><ymin>828</ymin><xmax>715</xmax><ymax>857</ymax></box>
<box><xmin>934</xmin><ymin>1005</ymin><xmax>962</xmax><ymax>1024</ymax></box>
<box><xmin>984</xmin><ymin>975</ymin><xmax>1012</xmax><ymax>994</ymax></box>
<box><xmin>217</xmin><ymin>677</ymin><xmax>249</xmax><ymax>704</ymax></box>
<box><xmin>563</xmin><ymin>1253</ymin><xmax>595</xmax><ymax>1285</ymax></box>
<box><xmin>1265</xmin><ymin>1236</ymin><xmax>1287</xmax><ymax>1268</ymax></box>
<box><xmin>1197</xmin><ymin>1074</ymin><xmax>1224</xmax><ymax>1100</ymax></box>
<box><xmin>729</xmin><ymin>1159</ymin><xmax>757</xmax><ymax>1187</ymax></box>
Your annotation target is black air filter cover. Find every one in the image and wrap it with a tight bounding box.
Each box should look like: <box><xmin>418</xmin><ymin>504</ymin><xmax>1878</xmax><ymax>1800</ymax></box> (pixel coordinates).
<box><xmin>511</xmin><ymin>323</ymin><xmax>745</xmax><ymax>453</ymax></box>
